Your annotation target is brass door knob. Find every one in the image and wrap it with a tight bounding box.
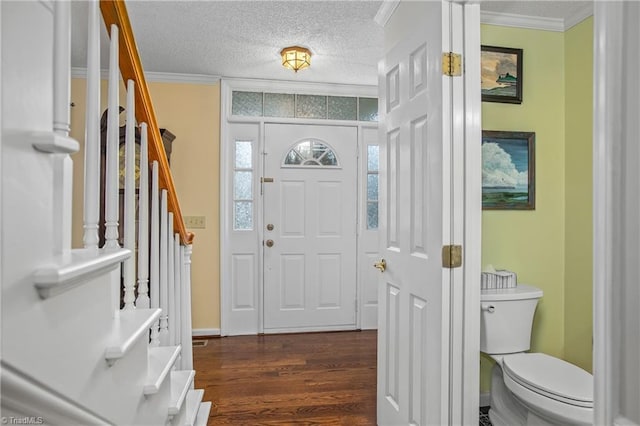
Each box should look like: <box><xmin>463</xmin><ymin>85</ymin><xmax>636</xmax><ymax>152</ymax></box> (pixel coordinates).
<box><xmin>373</xmin><ymin>259</ymin><xmax>386</xmax><ymax>273</ymax></box>
<box><xmin>265</xmin><ymin>239</ymin><xmax>274</xmax><ymax>248</ymax></box>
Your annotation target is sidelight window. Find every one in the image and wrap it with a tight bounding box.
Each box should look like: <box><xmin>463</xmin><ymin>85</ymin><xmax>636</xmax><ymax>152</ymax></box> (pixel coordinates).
<box><xmin>367</xmin><ymin>145</ymin><xmax>379</xmax><ymax>229</ymax></box>
<box><xmin>234</xmin><ymin>141</ymin><xmax>253</xmax><ymax>230</ymax></box>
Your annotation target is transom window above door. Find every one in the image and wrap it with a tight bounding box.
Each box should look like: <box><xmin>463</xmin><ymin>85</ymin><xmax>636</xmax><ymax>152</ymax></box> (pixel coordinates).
<box><xmin>283</xmin><ymin>139</ymin><xmax>339</xmax><ymax>167</ymax></box>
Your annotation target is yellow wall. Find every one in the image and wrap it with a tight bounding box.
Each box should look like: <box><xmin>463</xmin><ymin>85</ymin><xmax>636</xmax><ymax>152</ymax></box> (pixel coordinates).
<box><xmin>564</xmin><ymin>17</ymin><xmax>593</xmax><ymax>373</ymax></box>
<box><xmin>70</xmin><ymin>79</ymin><xmax>220</xmax><ymax>331</ymax></box>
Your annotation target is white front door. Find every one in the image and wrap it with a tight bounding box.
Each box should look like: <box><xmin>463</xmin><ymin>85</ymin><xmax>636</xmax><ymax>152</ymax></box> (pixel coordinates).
<box><xmin>376</xmin><ymin>1</ymin><xmax>451</xmax><ymax>424</ymax></box>
<box><xmin>263</xmin><ymin>123</ymin><xmax>358</xmax><ymax>331</ymax></box>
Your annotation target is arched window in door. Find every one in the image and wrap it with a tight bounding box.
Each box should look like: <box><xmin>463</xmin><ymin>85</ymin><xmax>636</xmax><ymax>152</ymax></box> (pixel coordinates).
<box><xmin>282</xmin><ymin>139</ymin><xmax>339</xmax><ymax>167</ymax></box>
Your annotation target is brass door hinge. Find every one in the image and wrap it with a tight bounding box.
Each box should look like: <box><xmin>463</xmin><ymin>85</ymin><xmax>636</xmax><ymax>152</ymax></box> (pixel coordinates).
<box><xmin>442</xmin><ymin>52</ymin><xmax>462</xmax><ymax>77</ymax></box>
<box><xmin>442</xmin><ymin>245</ymin><xmax>463</xmax><ymax>268</ymax></box>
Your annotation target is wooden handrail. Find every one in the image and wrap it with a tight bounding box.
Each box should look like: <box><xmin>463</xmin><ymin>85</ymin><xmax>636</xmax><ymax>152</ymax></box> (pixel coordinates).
<box><xmin>100</xmin><ymin>0</ymin><xmax>194</xmax><ymax>245</ymax></box>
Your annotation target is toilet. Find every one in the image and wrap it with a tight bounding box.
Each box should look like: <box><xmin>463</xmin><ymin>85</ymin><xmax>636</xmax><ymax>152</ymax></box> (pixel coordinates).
<box><xmin>480</xmin><ymin>284</ymin><xmax>593</xmax><ymax>426</ymax></box>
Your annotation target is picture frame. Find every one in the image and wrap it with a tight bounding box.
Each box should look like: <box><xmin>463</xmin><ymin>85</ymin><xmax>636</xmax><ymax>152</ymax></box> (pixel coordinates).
<box><xmin>482</xmin><ymin>130</ymin><xmax>535</xmax><ymax>210</ymax></box>
<box><xmin>481</xmin><ymin>45</ymin><xmax>523</xmax><ymax>104</ymax></box>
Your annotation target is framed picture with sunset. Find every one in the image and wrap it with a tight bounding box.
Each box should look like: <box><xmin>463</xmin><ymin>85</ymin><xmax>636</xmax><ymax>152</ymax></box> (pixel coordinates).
<box><xmin>481</xmin><ymin>45</ymin><xmax>523</xmax><ymax>104</ymax></box>
<box><xmin>482</xmin><ymin>130</ymin><xmax>535</xmax><ymax>210</ymax></box>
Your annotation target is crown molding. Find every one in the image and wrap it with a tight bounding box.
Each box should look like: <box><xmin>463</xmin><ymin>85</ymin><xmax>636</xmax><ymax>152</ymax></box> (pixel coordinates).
<box><xmin>481</xmin><ymin>10</ymin><xmax>565</xmax><ymax>32</ymax></box>
<box><xmin>71</xmin><ymin>67</ymin><xmax>221</xmax><ymax>85</ymax></box>
<box><xmin>481</xmin><ymin>6</ymin><xmax>594</xmax><ymax>33</ymax></box>
<box><xmin>374</xmin><ymin>0</ymin><xmax>400</xmax><ymax>27</ymax></box>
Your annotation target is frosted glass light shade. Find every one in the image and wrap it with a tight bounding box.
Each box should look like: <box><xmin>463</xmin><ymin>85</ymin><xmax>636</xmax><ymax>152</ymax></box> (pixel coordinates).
<box><xmin>281</xmin><ymin>46</ymin><xmax>311</xmax><ymax>72</ymax></box>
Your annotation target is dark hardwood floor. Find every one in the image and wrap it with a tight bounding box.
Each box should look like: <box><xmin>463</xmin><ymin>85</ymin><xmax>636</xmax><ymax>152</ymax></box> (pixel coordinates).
<box><xmin>193</xmin><ymin>330</ymin><xmax>377</xmax><ymax>425</ymax></box>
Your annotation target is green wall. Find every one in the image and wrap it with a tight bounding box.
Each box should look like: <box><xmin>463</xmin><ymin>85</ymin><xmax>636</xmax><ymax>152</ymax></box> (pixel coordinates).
<box><xmin>480</xmin><ymin>18</ymin><xmax>593</xmax><ymax>394</ymax></box>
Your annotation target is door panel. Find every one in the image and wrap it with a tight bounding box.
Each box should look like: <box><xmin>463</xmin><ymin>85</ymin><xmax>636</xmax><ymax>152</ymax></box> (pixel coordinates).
<box><xmin>264</xmin><ymin>124</ymin><xmax>357</xmax><ymax>331</ymax></box>
<box><xmin>377</xmin><ymin>1</ymin><xmax>449</xmax><ymax>424</ymax></box>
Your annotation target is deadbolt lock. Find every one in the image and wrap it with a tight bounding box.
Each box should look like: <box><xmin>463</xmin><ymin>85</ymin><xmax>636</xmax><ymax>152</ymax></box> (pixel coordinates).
<box><xmin>265</xmin><ymin>239</ymin><xmax>274</xmax><ymax>248</ymax></box>
<box><xmin>266</xmin><ymin>224</ymin><xmax>274</xmax><ymax>231</ymax></box>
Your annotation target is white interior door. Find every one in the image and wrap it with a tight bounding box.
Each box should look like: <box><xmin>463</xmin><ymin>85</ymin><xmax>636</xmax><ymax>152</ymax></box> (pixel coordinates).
<box><xmin>263</xmin><ymin>123</ymin><xmax>358</xmax><ymax>332</ymax></box>
<box><xmin>376</xmin><ymin>2</ymin><xmax>450</xmax><ymax>424</ymax></box>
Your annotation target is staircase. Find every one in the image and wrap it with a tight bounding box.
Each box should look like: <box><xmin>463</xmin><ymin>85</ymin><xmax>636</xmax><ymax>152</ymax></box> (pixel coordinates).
<box><xmin>1</xmin><ymin>1</ymin><xmax>210</xmax><ymax>424</ymax></box>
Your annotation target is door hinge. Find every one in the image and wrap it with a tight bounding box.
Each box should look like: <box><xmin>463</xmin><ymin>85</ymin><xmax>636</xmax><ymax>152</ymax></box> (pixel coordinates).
<box><xmin>442</xmin><ymin>52</ymin><xmax>462</xmax><ymax>77</ymax></box>
<box><xmin>442</xmin><ymin>244</ymin><xmax>463</xmax><ymax>268</ymax></box>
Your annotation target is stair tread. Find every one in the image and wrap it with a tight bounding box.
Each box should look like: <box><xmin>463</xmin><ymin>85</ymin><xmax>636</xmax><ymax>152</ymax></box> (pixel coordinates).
<box><xmin>144</xmin><ymin>345</ymin><xmax>181</xmax><ymax>395</ymax></box>
<box><xmin>104</xmin><ymin>309</ymin><xmax>161</xmax><ymax>364</ymax></box>
<box><xmin>168</xmin><ymin>370</ymin><xmax>195</xmax><ymax>416</ymax></box>
<box><xmin>194</xmin><ymin>401</ymin><xmax>212</xmax><ymax>426</ymax></box>
<box><xmin>33</xmin><ymin>247</ymin><xmax>130</xmax><ymax>299</ymax></box>
<box><xmin>182</xmin><ymin>389</ymin><xmax>205</xmax><ymax>426</ymax></box>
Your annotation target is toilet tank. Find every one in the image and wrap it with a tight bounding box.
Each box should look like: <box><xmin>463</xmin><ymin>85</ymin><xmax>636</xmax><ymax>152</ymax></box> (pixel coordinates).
<box><xmin>480</xmin><ymin>284</ymin><xmax>543</xmax><ymax>354</ymax></box>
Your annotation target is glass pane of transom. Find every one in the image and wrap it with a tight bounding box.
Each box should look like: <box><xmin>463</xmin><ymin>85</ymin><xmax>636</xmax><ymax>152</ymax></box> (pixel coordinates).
<box><xmin>328</xmin><ymin>96</ymin><xmax>357</xmax><ymax>120</ymax></box>
<box><xmin>296</xmin><ymin>95</ymin><xmax>327</xmax><ymax>119</ymax></box>
<box><xmin>359</xmin><ymin>97</ymin><xmax>379</xmax><ymax>122</ymax></box>
<box><xmin>264</xmin><ymin>93</ymin><xmax>295</xmax><ymax>118</ymax></box>
<box><xmin>232</xmin><ymin>91</ymin><xmax>263</xmax><ymax>117</ymax></box>
<box><xmin>235</xmin><ymin>141</ymin><xmax>252</xmax><ymax>168</ymax></box>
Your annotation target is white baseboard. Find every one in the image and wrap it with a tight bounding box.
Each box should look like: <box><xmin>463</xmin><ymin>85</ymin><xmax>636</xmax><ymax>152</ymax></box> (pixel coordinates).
<box><xmin>480</xmin><ymin>392</ymin><xmax>491</xmax><ymax>408</ymax></box>
<box><xmin>192</xmin><ymin>328</ymin><xmax>220</xmax><ymax>337</ymax></box>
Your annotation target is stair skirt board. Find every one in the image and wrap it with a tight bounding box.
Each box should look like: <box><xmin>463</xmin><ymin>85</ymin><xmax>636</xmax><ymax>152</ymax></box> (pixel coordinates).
<box><xmin>0</xmin><ymin>361</ymin><xmax>112</xmax><ymax>426</ymax></box>
<box><xmin>145</xmin><ymin>346</ymin><xmax>181</xmax><ymax>395</ymax></box>
<box><xmin>168</xmin><ymin>370</ymin><xmax>196</xmax><ymax>417</ymax></box>
<box><xmin>104</xmin><ymin>309</ymin><xmax>162</xmax><ymax>365</ymax></box>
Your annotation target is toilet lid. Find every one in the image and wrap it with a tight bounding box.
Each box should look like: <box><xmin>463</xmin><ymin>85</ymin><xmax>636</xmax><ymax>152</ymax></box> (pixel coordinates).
<box><xmin>502</xmin><ymin>353</ymin><xmax>593</xmax><ymax>408</ymax></box>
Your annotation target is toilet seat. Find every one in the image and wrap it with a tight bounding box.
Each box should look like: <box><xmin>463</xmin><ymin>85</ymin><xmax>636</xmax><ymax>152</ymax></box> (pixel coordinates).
<box><xmin>502</xmin><ymin>353</ymin><xmax>593</xmax><ymax>408</ymax></box>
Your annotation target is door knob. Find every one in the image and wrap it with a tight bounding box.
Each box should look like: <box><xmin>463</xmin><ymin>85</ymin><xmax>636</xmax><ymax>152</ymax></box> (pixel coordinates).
<box><xmin>373</xmin><ymin>259</ymin><xmax>386</xmax><ymax>273</ymax></box>
<box><xmin>265</xmin><ymin>239</ymin><xmax>274</xmax><ymax>248</ymax></box>
<box><xmin>266</xmin><ymin>224</ymin><xmax>274</xmax><ymax>231</ymax></box>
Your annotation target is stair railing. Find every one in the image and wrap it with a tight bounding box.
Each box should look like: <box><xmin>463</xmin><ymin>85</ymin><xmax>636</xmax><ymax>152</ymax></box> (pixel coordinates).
<box><xmin>81</xmin><ymin>0</ymin><xmax>195</xmax><ymax>369</ymax></box>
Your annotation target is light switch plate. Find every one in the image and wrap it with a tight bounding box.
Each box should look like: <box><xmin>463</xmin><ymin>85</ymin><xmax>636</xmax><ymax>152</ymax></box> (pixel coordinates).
<box><xmin>184</xmin><ymin>216</ymin><xmax>206</xmax><ymax>229</ymax></box>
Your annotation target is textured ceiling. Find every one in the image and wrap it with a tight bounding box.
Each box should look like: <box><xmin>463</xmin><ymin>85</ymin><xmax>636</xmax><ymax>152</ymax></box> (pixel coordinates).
<box><xmin>70</xmin><ymin>1</ymin><xmax>591</xmax><ymax>87</ymax></box>
<box><xmin>71</xmin><ymin>1</ymin><xmax>384</xmax><ymax>86</ymax></box>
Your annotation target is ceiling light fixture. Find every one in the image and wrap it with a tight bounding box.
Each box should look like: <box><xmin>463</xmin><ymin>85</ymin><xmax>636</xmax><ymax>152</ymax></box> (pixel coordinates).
<box><xmin>280</xmin><ymin>46</ymin><xmax>311</xmax><ymax>72</ymax></box>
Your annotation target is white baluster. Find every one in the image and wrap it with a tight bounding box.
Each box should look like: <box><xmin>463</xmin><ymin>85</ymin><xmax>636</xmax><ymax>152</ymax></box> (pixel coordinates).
<box><xmin>181</xmin><ymin>244</ymin><xmax>194</xmax><ymax>371</ymax></box>
<box><xmin>167</xmin><ymin>213</ymin><xmax>176</xmax><ymax>345</ymax></box>
<box><xmin>104</xmin><ymin>24</ymin><xmax>120</xmax><ymax>251</ymax></box>
<box><xmin>53</xmin><ymin>0</ymin><xmax>71</xmax><ymax>136</ymax></box>
<box><xmin>174</xmin><ymin>234</ymin><xmax>182</xmax><ymax>354</ymax></box>
<box><xmin>122</xmin><ymin>80</ymin><xmax>136</xmax><ymax>309</ymax></box>
<box><xmin>149</xmin><ymin>161</ymin><xmax>160</xmax><ymax>346</ymax></box>
<box><xmin>83</xmin><ymin>0</ymin><xmax>100</xmax><ymax>253</ymax></box>
<box><xmin>136</xmin><ymin>124</ymin><xmax>150</xmax><ymax>309</ymax></box>
<box><xmin>159</xmin><ymin>190</ymin><xmax>170</xmax><ymax>345</ymax></box>
<box><xmin>52</xmin><ymin>1</ymin><xmax>73</xmax><ymax>262</ymax></box>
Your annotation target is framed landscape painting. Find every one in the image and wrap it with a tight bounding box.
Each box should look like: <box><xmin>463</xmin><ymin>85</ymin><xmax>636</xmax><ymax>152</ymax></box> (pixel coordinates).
<box><xmin>481</xmin><ymin>45</ymin><xmax>523</xmax><ymax>104</ymax></box>
<box><xmin>482</xmin><ymin>131</ymin><xmax>535</xmax><ymax>210</ymax></box>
